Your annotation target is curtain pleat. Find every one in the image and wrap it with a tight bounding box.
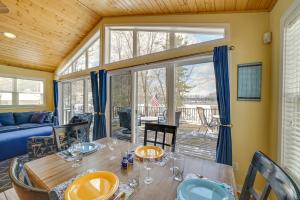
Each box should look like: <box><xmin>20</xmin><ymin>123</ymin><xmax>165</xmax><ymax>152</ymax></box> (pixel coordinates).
<box><xmin>53</xmin><ymin>80</ymin><xmax>59</xmax><ymax>125</ymax></box>
<box><xmin>213</xmin><ymin>45</ymin><xmax>232</xmax><ymax>166</ymax></box>
<box><xmin>98</xmin><ymin>70</ymin><xmax>107</xmax><ymax>139</ymax></box>
<box><xmin>90</xmin><ymin>71</ymin><xmax>100</xmax><ymax>140</ymax></box>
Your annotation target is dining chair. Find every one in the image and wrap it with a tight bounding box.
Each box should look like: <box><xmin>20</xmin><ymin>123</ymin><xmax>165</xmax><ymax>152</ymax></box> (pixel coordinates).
<box><xmin>68</xmin><ymin>121</ymin><xmax>90</xmax><ymax>142</ymax></box>
<box><xmin>9</xmin><ymin>158</ymin><xmax>58</xmax><ymax>200</ymax></box>
<box><xmin>240</xmin><ymin>151</ymin><xmax>300</xmax><ymax>200</ymax></box>
<box><xmin>144</xmin><ymin>123</ymin><xmax>177</xmax><ymax>152</ymax></box>
<box><xmin>53</xmin><ymin>126</ymin><xmax>73</xmax><ymax>151</ymax></box>
<box><xmin>27</xmin><ymin>136</ymin><xmax>57</xmax><ymax>160</ymax></box>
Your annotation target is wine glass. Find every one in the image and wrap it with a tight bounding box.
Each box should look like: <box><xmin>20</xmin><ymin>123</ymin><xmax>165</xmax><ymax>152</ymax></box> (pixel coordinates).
<box><xmin>143</xmin><ymin>154</ymin><xmax>154</xmax><ymax>184</ymax></box>
<box><xmin>69</xmin><ymin>143</ymin><xmax>83</xmax><ymax>168</ymax></box>
<box><xmin>108</xmin><ymin>142</ymin><xmax>116</xmax><ymax>160</ymax></box>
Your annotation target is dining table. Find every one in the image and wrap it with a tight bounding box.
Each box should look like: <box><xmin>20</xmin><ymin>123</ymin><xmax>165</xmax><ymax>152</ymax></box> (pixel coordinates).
<box><xmin>25</xmin><ymin>137</ymin><xmax>237</xmax><ymax>200</ymax></box>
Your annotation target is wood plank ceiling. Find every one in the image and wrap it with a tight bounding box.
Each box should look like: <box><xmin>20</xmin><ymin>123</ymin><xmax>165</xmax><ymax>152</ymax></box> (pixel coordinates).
<box><xmin>0</xmin><ymin>0</ymin><xmax>277</xmax><ymax>72</ymax></box>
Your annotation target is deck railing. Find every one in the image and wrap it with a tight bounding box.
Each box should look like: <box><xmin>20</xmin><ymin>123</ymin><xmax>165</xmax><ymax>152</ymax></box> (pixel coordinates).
<box><xmin>112</xmin><ymin>105</ymin><xmax>219</xmax><ymax>124</ymax></box>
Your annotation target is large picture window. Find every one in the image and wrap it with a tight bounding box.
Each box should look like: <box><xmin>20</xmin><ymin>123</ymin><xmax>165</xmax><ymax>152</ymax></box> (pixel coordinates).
<box><xmin>281</xmin><ymin>4</ymin><xmax>300</xmax><ymax>185</ymax></box>
<box><xmin>106</xmin><ymin>25</ymin><xmax>227</xmax><ymax>63</ymax></box>
<box><xmin>0</xmin><ymin>77</ymin><xmax>44</xmax><ymax>106</ymax></box>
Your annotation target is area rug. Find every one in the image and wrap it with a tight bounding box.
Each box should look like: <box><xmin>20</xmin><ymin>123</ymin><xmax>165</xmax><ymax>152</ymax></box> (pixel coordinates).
<box><xmin>0</xmin><ymin>155</ymin><xmax>28</xmax><ymax>193</ymax></box>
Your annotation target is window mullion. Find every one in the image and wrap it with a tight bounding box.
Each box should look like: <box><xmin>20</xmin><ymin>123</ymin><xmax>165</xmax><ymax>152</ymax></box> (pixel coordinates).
<box><xmin>13</xmin><ymin>79</ymin><xmax>18</xmax><ymax>106</ymax></box>
<box><xmin>133</xmin><ymin>30</ymin><xmax>137</xmax><ymax>57</ymax></box>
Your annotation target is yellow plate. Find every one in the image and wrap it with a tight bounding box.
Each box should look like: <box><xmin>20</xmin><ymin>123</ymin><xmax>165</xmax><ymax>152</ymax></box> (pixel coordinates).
<box><xmin>65</xmin><ymin>171</ymin><xmax>119</xmax><ymax>200</ymax></box>
<box><xmin>134</xmin><ymin>145</ymin><xmax>164</xmax><ymax>159</ymax></box>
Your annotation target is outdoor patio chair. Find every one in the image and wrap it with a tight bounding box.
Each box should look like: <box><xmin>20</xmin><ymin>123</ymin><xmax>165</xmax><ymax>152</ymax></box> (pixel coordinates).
<box><xmin>158</xmin><ymin>110</ymin><xmax>182</xmax><ymax>127</ymax></box>
<box><xmin>118</xmin><ymin>108</ymin><xmax>132</xmax><ymax>134</ymax></box>
<box><xmin>197</xmin><ymin>107</ymin><xmax>219</xmax><ymax>136</ymax></box>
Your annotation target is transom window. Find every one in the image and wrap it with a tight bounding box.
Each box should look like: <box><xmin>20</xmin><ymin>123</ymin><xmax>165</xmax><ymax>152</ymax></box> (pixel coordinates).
<box><xmin>106</xmin><ymin>25</ymin><xmax>226</xmax><ymax>63</ymax></box>
<box><xmin>61</xmin><ymin>36</ymin><xmax>100</xmax><ymax>76</ymax></box>
<box><xmin>0</xmin><ymin>77</ymin><xmax>44</xmax><ymax>106</ymax></box>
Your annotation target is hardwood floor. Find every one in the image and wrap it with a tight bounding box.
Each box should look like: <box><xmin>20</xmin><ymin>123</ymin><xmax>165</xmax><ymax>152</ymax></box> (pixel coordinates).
<box><xmin>0</xmin><ymin>188</ymin><xmax>19</xmax><ymax>200</ymax></box>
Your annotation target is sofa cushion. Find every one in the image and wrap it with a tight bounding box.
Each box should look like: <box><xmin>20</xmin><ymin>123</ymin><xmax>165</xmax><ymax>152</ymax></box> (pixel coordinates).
<box><xmin>0</xmin><ymin>112</ymin><xmax>15</xmax><ymax>126</ymax></box>
<box><xmin>0</xmin><ymin>126</ymin><xmax>53</xmax><ymax>161</ymax></box>
<box><xmin>14</xmin><ymin>112</ymin><xmax>34</xmax><ymax>124</ymax></box>
<box><xmin>18</xmin><ymin>123</ymin><xmax>53</xmax><ymax>130</ymax></box>
<box><xmin>30</xmin><ymin>112</ymin><xmax>46</xmax><ymax>124</ymax></box>
<box><xmin>0</xmin><ymin>125</ymin><xmax>20</xmax><ymax>134</ymax></box>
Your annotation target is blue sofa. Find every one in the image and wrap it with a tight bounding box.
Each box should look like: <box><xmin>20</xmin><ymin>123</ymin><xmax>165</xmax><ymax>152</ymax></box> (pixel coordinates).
<box><xmin>0</xmin><ymin>112</ymin><xmax>56</xmax><ymax>161</ymax></box>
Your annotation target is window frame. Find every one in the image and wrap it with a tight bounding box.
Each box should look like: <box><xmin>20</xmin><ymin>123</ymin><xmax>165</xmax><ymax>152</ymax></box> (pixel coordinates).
<box><xmin>0</xmin><ymin>74</ymin><xmax>46</xmax><ymax>108</ymax></box>
<box><xmin>105</xmin><ymin>24</ymin><xmax>229</xmax><ymax>64</ymax></box>
<box><xmin>279</xmin><ymin>0</ymin><xmax>300</xmax><ymax>184</ymax></box>
<box><xmin>60</xmin><ymin>35</ymin><xmax>100</xmax><ymax>76</ymax></box>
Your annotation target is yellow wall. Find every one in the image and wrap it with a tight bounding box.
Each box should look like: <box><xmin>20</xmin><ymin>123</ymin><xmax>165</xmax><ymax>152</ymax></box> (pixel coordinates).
<box><xmin>0</xmin><ymin>65</ymin><xmax>54</xmax><ymax>112</ymax></box>
<box><xmin>269</xmin><ymin>0</ymin><xmax>295</xmax><ymax>162</ymax></box>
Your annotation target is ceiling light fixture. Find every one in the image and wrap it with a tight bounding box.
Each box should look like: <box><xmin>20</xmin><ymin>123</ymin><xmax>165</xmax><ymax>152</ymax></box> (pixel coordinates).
<box><xmin>2</xmin><ymin>32</ymin><xmax>16</xmax><ymax>39</ymax></box>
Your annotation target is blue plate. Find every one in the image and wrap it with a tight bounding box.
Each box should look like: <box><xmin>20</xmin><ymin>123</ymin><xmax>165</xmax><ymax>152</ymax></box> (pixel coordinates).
<box><xmin>177</xmin><ymin>179</ymin><xmax>234</xmax><ymax>200</ymax></box>
<box><xmin>68</xmin><ymin>142</ymin><xmax>97</xmax><ymax>155</ymax></box>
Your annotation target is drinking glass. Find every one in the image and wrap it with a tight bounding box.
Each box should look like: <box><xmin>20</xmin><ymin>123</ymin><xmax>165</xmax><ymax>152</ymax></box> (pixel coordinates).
<box><xmin>108</xmin><ymin>142</ymin><xmax>116</xmax><ymax>160</ymax></box>
<box><xmin>69</xmin><ymin>143</ymin><xmax>83</xmax><ymax>168</ymax></box>
<box><xmin>128</xmin><ymin>164</ymin><xmax>140</xmax><ymax>188</ymax></box>
<box><xmin>143</xmin><ymin>156</ymin><xmax>154</xmax><ymax>184</ymax></box>
<box><xmin>173</xmin><ymin>155</ymin><xmax>185</xmax><ymax>181</ymax></box>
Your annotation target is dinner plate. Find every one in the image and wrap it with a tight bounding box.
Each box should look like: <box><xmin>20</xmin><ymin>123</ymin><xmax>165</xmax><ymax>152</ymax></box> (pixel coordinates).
<box><xmin>134</xmin><ymin>145</ymin><xmax>164</xmax><ymax>159</ymax></box>
<box><xmin>65</xmin><ymin>171</ymin><xmax>119</xmax><ymax>200</ymax></box>
<box><xmin>68</xmin><ymin>142</ymin><xmax>97</xmax><ymax>155</ymax></box>
<box><xmin>177</xmin><ymin>179</ymin><xmax>234</xmax><ymax>200</ymax></box>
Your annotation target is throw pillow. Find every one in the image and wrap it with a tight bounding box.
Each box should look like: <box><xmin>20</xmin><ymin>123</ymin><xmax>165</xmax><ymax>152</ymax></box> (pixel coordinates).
<box><xmin>30</xmin><ymin>112</ymin><xmax>46</xmax><ymax>124</ymax></box>
<box><xmin>0</xmin><ymin>112</ymin><xmax>15</xmax><ymax>125</ymax></box>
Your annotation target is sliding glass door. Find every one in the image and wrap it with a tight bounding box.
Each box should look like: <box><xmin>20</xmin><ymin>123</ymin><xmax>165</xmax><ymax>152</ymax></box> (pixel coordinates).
<box><xmin>108</xmin><ymin>55</ymin><xmax>219</xmax><ymax>160</ymax></box>
<box><xmin>109</xmin><ymin>72</ymin><xmax>132</xmax><ymax>141</ymax></box>
<box><xmin>135</xmin><ymin>67</ymin><xmax>167</xmax><ymax>144</ymax></box>
<box><xmin>61</xmin><ymin>77</ymin><xmax>93</xmax><ymax>124</ymax></box>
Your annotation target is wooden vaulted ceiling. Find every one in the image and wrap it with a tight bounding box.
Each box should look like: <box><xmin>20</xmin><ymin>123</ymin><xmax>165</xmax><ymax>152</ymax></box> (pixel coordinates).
<box><xmin>0</xmin><ymin>0</ymin><xmax>277</xmax><ymax>72</ymax></box>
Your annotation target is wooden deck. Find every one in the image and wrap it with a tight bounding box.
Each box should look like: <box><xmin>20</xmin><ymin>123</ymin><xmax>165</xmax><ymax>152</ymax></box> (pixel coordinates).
<box><xmin>0</xmin><ymin>188</ymin><xmax>19</xmax><ymax>200</ymax></box>
<box><xmin>113</xmin><ymin>122</ymin><xmax>218</xmax><ymax>161</ymax></box>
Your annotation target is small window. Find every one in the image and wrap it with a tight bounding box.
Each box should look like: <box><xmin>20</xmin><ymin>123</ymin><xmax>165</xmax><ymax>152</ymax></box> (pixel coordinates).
<box><xmin>88</xmin><ymin>39</ymin><xmax>100</xmax><ymax>68</ymax></box>
<box><xmin>0</xmin><ymin>77</ymin><xmax>13</xmax><ymax>105</ymax></box>
<box><xmin>0</xmin><ymin>77</ymin><xmax>44</xmax><ymax>106</ymax></box>
<box><xmin>137</xmin><ymin>31</ymin><xmax>169</xmax><ymax>56</ymax></box>
<box><xmin>110</xmin><ymin>30</ymin><xmax>133</xmax><ymax>63</ymax></box>
<box><xmin>60</xmin><ymin>32</ymin><xmax>100</xmax><ymax>76</ymax></box>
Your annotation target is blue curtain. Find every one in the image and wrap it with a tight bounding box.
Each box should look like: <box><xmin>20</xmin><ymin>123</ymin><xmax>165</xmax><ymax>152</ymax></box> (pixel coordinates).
<box><xmin>98</xmin><ymin>70</ymin><xmax>107</xmax><ymax>139</ymax></box>
<box><xmin>53</xmin><ymin>80</ymin><xmax>59</xmax><ymax>125</ymax></box>
<box><xmin>213</xmin><ymin>45</ymin><xmax>232</xmax><ymax>166</ymax></box>
<box><xmin>90</xmin><ymin>71</ymin><xmax>100</xmax><ymax>140</ymax></box>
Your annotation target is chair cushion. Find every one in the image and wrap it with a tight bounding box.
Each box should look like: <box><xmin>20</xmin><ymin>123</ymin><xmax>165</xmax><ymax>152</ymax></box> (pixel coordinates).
<box><xmin>0</xmin><ymin>125</ymin><xmax>20</xmax><ymax>134</ymax></box>
<box><xmin>14</xmin><ymin>112</ymin><xmax>35</xmax><ymax>124</ymax></box>
<box><xmin>30</xmin><ymin>112</ymin><xmax>46</xmax><ymax>124</ymax></box>
<box><xmin>0</xmin><ymin>126</ymin><xmax>53</xmax><ymax>161</ymax></box>
<box><xmin>44</xmin><ymin>112</ymin><xmax>53</xmax><ymax>123</ymax></box>
<box><xmin>18</xmin><ymin>123</ymin><xmax>53</xmax><ymax>130</ymax></box>
<box><xmin>0</xmin><ymin>112</ymin><xmax>15</xmax><ymax>125</ymax></box>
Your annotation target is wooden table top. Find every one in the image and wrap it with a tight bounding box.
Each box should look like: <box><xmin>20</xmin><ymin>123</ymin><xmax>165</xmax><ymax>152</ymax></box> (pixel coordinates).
<box><xmin>25</xmin><ymin>138</ymin><xmax>237</xmax><ymax>200</ymax></box>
